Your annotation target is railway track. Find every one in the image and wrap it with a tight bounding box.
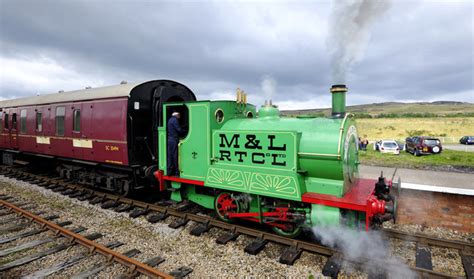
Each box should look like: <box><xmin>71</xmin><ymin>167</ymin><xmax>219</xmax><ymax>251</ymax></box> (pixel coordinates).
<box><xmin>1</xmin><ymin>165</ymin><xmax>473</xmax><ymax>278</ymax></box>
<box><xmin>0</xmin><ymin>197</ymin><xmax>195</xmax><ymax>278</ymax></box>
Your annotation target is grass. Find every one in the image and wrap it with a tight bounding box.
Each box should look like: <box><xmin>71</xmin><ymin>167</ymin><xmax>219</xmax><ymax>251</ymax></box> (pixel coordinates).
<box><xmin>356</xmin><ymin>117</ymin><xmax>474</xmax><ymax>143</ymax></box>
<box><xmin>282</xmin><ymin>101</ymin><xmax>474</xmax><ymax>117</ymax></box>
<box><xmin>359</xmin><ymin>143</ymin><xmax>474</xmax><ymax>170</ymax></box>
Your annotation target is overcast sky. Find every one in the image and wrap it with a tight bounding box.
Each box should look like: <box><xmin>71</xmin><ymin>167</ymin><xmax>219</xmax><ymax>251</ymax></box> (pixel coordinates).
<box><xmin>0</xmin><ymin>0</ymin><xmax>472</xmax><ymax>110</ymax></box>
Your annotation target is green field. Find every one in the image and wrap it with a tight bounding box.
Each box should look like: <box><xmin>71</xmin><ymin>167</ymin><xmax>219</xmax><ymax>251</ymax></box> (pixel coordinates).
<box><xmin>359</xmin><ymin>144</ymin><xmax>474</xmax><ymax>171</ymax></box>
<box><xmin>282</xmin><ymin>101</ymin><xmax>474</xmax><ymax>117</ymax></box>
<box><xmin>282</xmin><ymin>101</ymin><xmax>474</xmax><ymax>143</ymax></box>
<box><xmin>356</xmin><ymin>117</ymin><xmax>474</xmax><ymax>143</ymax></box>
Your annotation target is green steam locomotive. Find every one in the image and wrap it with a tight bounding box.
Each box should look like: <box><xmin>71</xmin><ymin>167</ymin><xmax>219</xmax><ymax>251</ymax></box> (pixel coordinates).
<box><xmin>154</xmin><ymin>85</ymin><xmax>397</xmax><ymax>237</ymax></box>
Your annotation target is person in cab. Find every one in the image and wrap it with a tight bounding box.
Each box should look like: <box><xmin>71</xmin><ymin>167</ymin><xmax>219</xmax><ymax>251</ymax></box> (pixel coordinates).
<box><xmin>167</xmin><ymin>112</ymin><xmax>184</xmax><ymax>176</ymax></box>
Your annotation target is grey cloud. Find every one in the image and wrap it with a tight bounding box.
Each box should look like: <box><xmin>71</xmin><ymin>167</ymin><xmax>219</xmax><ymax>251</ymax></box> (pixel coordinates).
<box><xmin>0</xmin><ymin>0</ymin><xmax>472</xmax><ymax>108</ymax></box>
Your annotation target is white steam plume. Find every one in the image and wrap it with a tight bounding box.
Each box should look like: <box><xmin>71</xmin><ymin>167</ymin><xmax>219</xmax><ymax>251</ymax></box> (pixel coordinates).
<box><xmin>261</xmin><ymin>75</ymin><xmax>277</xmax><ymax>101</ymax></box>
<box><xmin>327</xmin><ymin>0</ymin><xmax>391</xmax><ymax>83</ymax></box>
<box><xmin>313</xmin><ymin>226</ymin><xmax>415</xmax><ymax>278</ymax></box>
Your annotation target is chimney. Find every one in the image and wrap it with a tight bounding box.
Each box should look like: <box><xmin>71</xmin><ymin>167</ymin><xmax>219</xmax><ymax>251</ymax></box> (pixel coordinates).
<box><xmin>330</xmin><ymin>84</ymin><xmax>347</xmax><ymax>118</ymax></box>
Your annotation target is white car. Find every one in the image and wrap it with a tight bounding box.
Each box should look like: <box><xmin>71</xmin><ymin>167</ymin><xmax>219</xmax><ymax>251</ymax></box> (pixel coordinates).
<box><xmin>375</xmin><ymin>140</ymin><xmax>400</xmax><ymax>155</ymax></box>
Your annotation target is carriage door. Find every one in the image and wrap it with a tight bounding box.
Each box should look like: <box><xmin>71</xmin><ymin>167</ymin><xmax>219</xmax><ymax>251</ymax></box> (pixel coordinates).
<box><xmin>80</xmin><ymin>102</ymin><xmax>93</xmax><ymax>161</ymax></box>
<box><xmin>71</xmin><ymin>104</ymin><xmax>83</xmax><ymax>160</ymax></box>
<box><xmin>10</xmin><ymin>110</ymin><xmax>19</xmax><ymax>149</ymax></box>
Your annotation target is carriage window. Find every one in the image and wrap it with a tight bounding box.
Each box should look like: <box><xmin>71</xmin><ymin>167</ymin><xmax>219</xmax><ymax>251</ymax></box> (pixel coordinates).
<box><xmin>4</xmin><ymin>114</ymin><xmax>8</xmax><ymax>129</ymax></box>
<box><xmin>12</xmin><ymin>113</ymin><xmax>17</xmax><ymax>130</ymax></box>
<box><xmin>20</xmin><ymin>110</ymin><xmax>27</xmax><ymax>134</ymax></box>
<box><xmin>55</xmin><ymin>107</ymin><xmax>65</xmax><ymax>136</ymax></box>
<box><xmin>36</xmin><ymin>112</ymin><xmax>42</xmax><ymax>132</ymax></box>
<box><xmin>73</xmin><ymin>109</ymin><xmax>81</xmax><ymax>132</ymax></box>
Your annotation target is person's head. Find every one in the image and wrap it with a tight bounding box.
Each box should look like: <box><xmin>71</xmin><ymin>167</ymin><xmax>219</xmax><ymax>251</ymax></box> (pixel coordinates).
<box><xmin>172</xmin><ymin>112</ymin><xmax>181</xmax><ymax>119</ymax></box>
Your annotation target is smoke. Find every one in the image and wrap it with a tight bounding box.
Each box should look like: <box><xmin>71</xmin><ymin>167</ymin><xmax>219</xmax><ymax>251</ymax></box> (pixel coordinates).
<box><xmin>261</xmin><ymin>75</ymin><xmax>277</xmax><ymax>101</ymax></box>
<box><xmin>327</xmin><ymin>0</ymin><xmax>391</xmax><ymax>83</ymax></box>
<box><xmin>312</xmin><ymin>226</ymin><xmax>415</xmax><ymax>278</ymax></box>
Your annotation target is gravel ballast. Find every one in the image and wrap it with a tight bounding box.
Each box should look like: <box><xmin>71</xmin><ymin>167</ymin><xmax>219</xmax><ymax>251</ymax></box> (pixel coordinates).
<box><xmin>0</xmin><ymin>176</ymin><xmax>327</xmax><ymax>278</ymax></box>
<box><xmin>0</xmin><ymin>175</ymin><xmax>471</xmax><ymax>278</ymax></box>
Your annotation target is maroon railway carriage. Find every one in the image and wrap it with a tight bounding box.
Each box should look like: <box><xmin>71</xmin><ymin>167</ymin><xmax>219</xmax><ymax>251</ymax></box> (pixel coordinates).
<box><xmin>0</xmin><ymin>80</ymin><xmax>196</xmax><ymax>194</ymax></box>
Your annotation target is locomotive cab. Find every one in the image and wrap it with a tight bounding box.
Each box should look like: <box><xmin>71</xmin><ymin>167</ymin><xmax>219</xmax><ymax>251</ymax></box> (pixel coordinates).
<box><xmin>127</xmin><ymin>80</ymin><xmax>195</xmax><ymax>166</ymax></box>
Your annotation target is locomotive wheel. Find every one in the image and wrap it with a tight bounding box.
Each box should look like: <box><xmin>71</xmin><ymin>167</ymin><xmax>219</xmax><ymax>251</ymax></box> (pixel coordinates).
<box><xmin>269</xmin><ymin>205</ymin><xmax>302</xmax><ymax>238</ymax></box>
<box><xmin>215</xmin><ymin>192</ymin><xmax>240</xmax><ymax>222</ymax></box>
<box><xmin>272</xmin><ymin>224</ymin><xmax>302</xmax><ymax>238</ymax></box>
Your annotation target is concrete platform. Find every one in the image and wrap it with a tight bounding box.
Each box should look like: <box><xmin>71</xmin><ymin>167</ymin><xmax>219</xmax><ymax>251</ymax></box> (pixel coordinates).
<box><xmin>360</xmin><ymin>165</ymin><xmax>474</xmax><ymax>196</ymax></box>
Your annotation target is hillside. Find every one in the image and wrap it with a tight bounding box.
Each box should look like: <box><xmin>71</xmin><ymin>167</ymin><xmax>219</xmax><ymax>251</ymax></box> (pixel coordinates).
<box><xmin>281</xmin><ymin>101</ymin><xmax>474</xmax><ymax>117</ymax></box>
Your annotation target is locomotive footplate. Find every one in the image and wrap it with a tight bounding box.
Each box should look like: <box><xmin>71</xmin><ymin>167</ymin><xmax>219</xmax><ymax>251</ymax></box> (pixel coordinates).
<box><xmin>302</xmin><ymin>177</ymin><xmax>397</xmax><ymax>230</ymax></box>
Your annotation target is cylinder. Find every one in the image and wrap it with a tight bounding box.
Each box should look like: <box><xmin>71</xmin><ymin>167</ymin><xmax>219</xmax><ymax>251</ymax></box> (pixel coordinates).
<box><xmin>330</xmin><ymin>84</ymin><xmax>347</xmax><ymax>118</ymax></box>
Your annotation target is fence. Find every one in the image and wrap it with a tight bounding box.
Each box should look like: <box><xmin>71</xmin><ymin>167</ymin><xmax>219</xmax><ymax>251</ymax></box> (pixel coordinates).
<box><xmin>368</xmin><ymin>136</ymin><xmax>462</xmax><ymax>144</ymax></box>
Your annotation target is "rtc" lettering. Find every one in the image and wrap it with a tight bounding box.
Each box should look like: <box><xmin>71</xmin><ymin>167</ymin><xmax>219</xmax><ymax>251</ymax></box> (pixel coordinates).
<box><xmin>218</xmin><ymin>133</ymin><xmax>287</xmax><ymax>166</ymax></box>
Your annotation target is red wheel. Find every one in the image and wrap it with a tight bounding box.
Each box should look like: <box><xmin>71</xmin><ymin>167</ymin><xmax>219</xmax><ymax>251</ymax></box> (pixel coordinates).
<box><xmin>215</xmin><ymin>192</ymin><xmax>240</xmax><ymax>221</ymax></box>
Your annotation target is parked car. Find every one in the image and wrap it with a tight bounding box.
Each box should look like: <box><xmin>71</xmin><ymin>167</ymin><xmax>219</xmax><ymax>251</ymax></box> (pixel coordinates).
<box><xmin>459</xmin><ymin>136</ymin><xmax>474</xmax><ymax>145</ymax></box>
<box><xmin>374</xmin><ymin>140</ymin><xmax>400</xmax><ymax>154</ymax></box>
<box><xmin>405</xmin><ymin>136</ymin><xmax>442</xmax><ymax>156</ymax></box>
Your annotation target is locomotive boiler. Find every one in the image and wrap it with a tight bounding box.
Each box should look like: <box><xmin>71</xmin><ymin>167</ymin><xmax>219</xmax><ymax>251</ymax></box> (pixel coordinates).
<box><xmin>155</xmin><ymin>85</ymin><xmax>397</xmax><ymax>236</ymax></box>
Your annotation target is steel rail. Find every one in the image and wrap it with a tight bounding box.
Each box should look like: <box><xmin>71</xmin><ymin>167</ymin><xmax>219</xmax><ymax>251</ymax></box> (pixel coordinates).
<box><xmin>0</xmin><ymin>198</ymin><xmax>172</xmax><ymax>279</ymax></box>
<box><xmin>382</xmin><ymin>228</ymin><xmax>474</xmax><ymax>253</ymax></box>
<box><xmin>0</xmin><ymin>166</ymin><xmax>468</xmax><ymax>278</ymax></box>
